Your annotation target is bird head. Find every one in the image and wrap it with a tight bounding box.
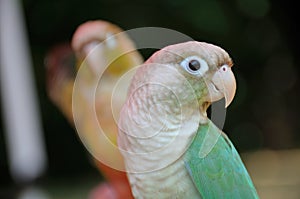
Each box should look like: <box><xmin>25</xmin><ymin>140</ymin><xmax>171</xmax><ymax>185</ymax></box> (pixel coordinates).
<box><xmin>71</xmin><ymin>20</ymin><xmax>143</xmax><ymax>76</ymax></box>
<box><xmin>144</xmin><ymin>41</ymin><xmax>236</xmax><ymax>112</ymax></box>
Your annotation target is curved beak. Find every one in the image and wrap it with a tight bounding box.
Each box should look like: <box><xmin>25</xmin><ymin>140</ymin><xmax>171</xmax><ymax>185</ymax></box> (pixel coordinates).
<box><xmin>211</xmin><ymin>65</ymin><xmax>236</xmax><ymax>108</ymax></box>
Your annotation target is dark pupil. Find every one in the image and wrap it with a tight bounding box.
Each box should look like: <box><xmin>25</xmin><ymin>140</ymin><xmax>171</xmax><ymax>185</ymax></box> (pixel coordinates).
<box><xmin>188</xmin><ymin>60</ymin><xmax>201</xmax><ymax>71</ymax></box>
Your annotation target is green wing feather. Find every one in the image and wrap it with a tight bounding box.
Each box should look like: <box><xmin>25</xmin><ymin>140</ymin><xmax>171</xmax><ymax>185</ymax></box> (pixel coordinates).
<box><xmin>184</xmin><ymin>121</ymin><xmax>259</xmax><ymax>199</ymax></box>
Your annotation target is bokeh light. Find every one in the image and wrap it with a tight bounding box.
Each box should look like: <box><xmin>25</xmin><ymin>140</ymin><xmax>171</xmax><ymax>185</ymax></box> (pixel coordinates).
<box><xmin>1</xmin><ymin>0</ymin><xmax>299</xmax><ymax>198</ymax></box>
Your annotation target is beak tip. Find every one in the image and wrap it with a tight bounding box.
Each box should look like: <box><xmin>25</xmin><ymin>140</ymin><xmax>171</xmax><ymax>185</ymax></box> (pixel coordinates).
<box><xmin>224</xmin><ymin>97</ymin><xmax>230</xmax><ymax>108</ymax></box>
<box><xmin>224</xmin><ymin>98</ymin><xmax>231</xmax><ymax>108</ymax></box>
<box><xmin>224</xmin><ymin>77</ymin><xmax>236</xmax><ymax>108</ymax></box>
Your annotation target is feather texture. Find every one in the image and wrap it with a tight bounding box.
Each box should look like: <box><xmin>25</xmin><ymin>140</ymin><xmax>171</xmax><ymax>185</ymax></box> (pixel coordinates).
<box><xmin>184</xmin><ymin>121</ymin><xmax>259</xmax><ymax>199</ymax></box>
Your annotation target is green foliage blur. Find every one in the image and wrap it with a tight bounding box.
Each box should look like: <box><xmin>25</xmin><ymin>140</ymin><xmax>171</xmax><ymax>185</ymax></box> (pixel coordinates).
<box><xmin>1</xmin><ymin>0</ymin><xmax>299</xmax><ymax>189</ymax></box>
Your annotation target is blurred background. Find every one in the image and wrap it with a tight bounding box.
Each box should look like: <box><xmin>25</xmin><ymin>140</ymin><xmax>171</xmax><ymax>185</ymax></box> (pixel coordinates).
<box><xmin>0</xmin><ymin>0</ymin><xmax>299</xmax><ymax>198</ymax></box>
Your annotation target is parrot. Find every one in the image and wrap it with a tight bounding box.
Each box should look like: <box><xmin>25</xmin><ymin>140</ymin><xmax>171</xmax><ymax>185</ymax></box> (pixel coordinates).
<box><xmin>118</xmin><ymin>41</ymin><xmax>259</xmax><ymax>198</ymax></box>
<box><xmin>46</xmin><ymin>20</ymin><xmax>143</xmax><ymax>199</ymax></box>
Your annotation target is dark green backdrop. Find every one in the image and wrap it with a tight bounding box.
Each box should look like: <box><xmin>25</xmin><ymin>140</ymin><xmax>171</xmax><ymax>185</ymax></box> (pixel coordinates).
<box><xmin>0</xmin><ymin>0</ymin><xmax>299</xmax><ymax>191</ymax></box>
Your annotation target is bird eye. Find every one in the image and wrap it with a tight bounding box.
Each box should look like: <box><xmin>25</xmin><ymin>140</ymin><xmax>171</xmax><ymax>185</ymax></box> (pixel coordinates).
<box><xmin>180</xmin><ymin>56</ymin><xmax>208</xmax><ymax>76</ymax></box>
<box><xmin>188</xmin><ymin>60</ymin><xmax>201</xmax><ymax>71</ymax></box>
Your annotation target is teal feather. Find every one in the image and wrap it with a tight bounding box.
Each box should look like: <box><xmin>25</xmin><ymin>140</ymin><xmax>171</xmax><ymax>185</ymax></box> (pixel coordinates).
<box><xmin>184</xmin><ymin>121</ymin><xmax>259</xmax><ymax>199</ymax></box>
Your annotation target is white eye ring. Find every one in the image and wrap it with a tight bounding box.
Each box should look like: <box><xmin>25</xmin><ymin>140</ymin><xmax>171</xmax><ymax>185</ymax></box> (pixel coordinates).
<box><xmin>180</xmin><ymin>56</ymin><xmax>209</xmax><ymax>76</ymax></box>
